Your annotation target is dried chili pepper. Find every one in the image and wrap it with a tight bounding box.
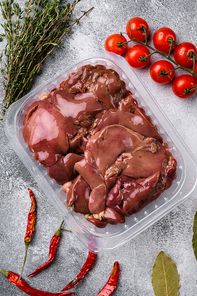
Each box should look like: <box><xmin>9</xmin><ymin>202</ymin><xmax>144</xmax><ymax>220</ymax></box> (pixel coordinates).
<box><xmin>0</xmin><ymin>270</ymin><xmax>75</xmax><ymax>296</ymax></box>
<box><xmin>28</xmin><ymin>220</ymin><xmax>64</xmax><ymax>277</ymax></box>
<box><xmin>19</xmin><ymin>188</ymin><xmax>36</xmax><ymax>282</ymax></box>
<box><xmin>96</xmin><ymin>261</ymin><xmax>120</xmax><ymax>296</ymax></box>
<box><xmin>62</xmin><ymin>250</ymin><xmax>97</xmax><ymax>291</ymax></box>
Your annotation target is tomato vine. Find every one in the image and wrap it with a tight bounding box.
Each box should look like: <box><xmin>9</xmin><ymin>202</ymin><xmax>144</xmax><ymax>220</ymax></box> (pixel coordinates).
<box><xmin>119</xmin><ymin>22</ymin><xmax>197</xmax><ymax>79</ymax></box>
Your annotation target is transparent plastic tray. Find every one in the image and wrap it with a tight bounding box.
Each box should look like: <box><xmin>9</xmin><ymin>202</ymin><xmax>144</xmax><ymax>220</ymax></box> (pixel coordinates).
<box><xmin>4</xmin><ymin>51</ymin><xmax>197</xmax><ymax>252</ymax></box>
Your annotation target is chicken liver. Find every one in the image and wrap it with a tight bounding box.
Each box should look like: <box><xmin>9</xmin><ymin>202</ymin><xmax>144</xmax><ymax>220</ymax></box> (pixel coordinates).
<box><xmin>23</xmin><ymin>64</ymin><xmax>177</xmax><ymax>228</ymax></box>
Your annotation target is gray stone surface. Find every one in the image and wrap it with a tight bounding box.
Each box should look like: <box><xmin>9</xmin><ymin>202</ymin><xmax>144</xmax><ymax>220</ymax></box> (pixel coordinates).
<box><xmin>0</xmin><ymin>0</ymin><xmax>197</xmax><ymax>295</ymax></box>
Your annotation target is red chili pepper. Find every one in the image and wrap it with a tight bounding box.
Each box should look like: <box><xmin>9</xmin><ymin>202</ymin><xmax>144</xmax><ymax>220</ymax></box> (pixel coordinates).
<box><xmin>19</xmin><ymin>188</ymin><xmax>37</xmax><ymax>282</ymax></box>
<box><xmin>28</xmin><ymin>220</ymin><xmax>64</xmax><ymax>277</ymax></box>
<box><xmin>96</xmin><ymin>261</ymin><xmax>120</xmax><ymax>296</ymax></box>
<box><xmin>0</xmin><ymin>270</ymin><xmax>75</xmax><ymax>296</ymax></box>
<box><xmin>61</xmin><ymin>250</ymin><xmax>97</xmax><ymax>291</ymax></box>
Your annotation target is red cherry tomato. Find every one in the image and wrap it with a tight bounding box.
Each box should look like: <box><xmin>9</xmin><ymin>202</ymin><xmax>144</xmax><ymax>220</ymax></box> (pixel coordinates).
<box><xmin>173</xmin><ymin>42</ymin><xmax>197</xmax><ymax>67</ymax></box>
<box><xmin>125</xmin><ymin>45</ymin><xmax>150</xmax><ymax>68</ymax></box>
<box><xmin>172</xmin><ymin>74</ymin><xmax>197</xmax><ymax>98</ymax></box>
<box><xmin>126</xmin><ymin>17</ymin><xmax>149</xmax><ymax>42</ymax></box>
<box><xmin>150</xmin><ymin>60</ymin><xmax>175</xmax><ymax>84</ymax></box>
<box><xmin>192</xmin><ymin>63</ymin><xmax>197</xmax><ymax>81</ymax></box>
<box><xmin>153</xmin><ymin>27</ymin><xmax>177</xmax><ymax>53</ymax></box>
<box><xmin>105</xmin><ymin>34</ymin><xmax>128</xmax><ymax>55</ymax></box>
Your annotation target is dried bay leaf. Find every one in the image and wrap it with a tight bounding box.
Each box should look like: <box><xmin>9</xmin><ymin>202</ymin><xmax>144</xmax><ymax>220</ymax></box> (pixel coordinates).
<box><xmin>192</xmin><ymin>210</ymin><xmax>197</xmax><ymax>260</ymax></box>
<box><xmin>151</xmin><ymin>251</ymin><xmax>180</xmax><ymax>296</ymax></box>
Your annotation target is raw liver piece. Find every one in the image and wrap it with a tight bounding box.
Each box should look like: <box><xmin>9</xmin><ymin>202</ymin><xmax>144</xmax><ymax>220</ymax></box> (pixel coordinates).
<box><xmin>60</xmin><ymin>64</ymin><xmax>129</xmax><ymax>109</ymax></box>
<box><xmin>122</xmin><ymin>172</ymin><xmax>160</xmax><ymax>216</ymax></box>
<box><xmin>47</xmin><ymin>153</ymin><xmax>83</xmax><ymax>185</ymax></box>
<box><xmin>67</xmin><ymin>175</ymin><xmax>91</xmax><ymax>214</ymax></box>
<box><xmin>85</xmin><ymin>125</ymin><xmax>164</xmax><ymax>177</ymax></box>
<box><xmin>23</xmin><ymin>100</ymin><xmax>76</xmax><ymax>167</ymax></box>
<box><xmin>46</xmin><ymin>89</ymin><xmax>103</xmax><ymax>127</ymax></box>
<box><xmin>96</xmin><ymin>109</ymin><xmax>162</xmax><ymax>141</ymax></box>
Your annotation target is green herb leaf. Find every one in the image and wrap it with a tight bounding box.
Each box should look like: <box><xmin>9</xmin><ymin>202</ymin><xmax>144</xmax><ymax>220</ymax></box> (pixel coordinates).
<box><xmin>192</xmin><ymin>210</ymin><xmax>197</xmax><ymax>260</ymax></box>
<box><xmin>151</xmin><ymin>251</ymin><xmax>180</xmax><ymax>296</ymax></box>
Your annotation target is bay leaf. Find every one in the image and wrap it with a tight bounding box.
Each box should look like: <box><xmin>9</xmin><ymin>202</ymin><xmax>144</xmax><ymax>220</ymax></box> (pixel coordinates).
<box><xmin>151</xmin><ymin>251</ymin><xmax>180</xmax><ymax>296</ymax></box>
<box><xmin>192</xmin><ymin>210</ymin><xmax>197</xmax><ymax>260</ymax></box>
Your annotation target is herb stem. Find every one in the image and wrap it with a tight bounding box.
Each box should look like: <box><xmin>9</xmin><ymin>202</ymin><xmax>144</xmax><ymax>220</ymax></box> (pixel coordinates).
<box><xmin>0</xmin><ymin>0</ymin><xmax>94</xmax><ymax>119</ymax></box>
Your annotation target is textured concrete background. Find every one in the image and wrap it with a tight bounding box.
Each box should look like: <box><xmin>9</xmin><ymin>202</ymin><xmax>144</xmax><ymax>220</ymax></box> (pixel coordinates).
<box><xmin>0</xmin><ymin>0</ymin><xmax>197</xmax><ymax>295</ymax></box>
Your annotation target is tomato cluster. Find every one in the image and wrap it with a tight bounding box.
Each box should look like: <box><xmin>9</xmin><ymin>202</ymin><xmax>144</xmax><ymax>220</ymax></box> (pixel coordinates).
<box><xmin>104</xmin><ymin>17</ymin><xmax>197</xmax><ymax>99</ymax></box>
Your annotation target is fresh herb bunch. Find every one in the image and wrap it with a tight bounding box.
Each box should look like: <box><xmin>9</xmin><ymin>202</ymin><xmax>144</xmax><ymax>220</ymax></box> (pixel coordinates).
<box><xmin>0</xmin><ymin>0</ymin><xmax>93</xmax><ymax>118</ymax></box>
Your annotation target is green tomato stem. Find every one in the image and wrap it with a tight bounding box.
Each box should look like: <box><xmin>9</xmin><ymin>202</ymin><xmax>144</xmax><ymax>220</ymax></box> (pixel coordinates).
<box><xmin>189</xmin><ymin>84</ymin><xmax>197</xmax><ymax>92</ymax></box>
<box><xmin>166</xmin><ymin>38</ymin><xmax>176</xmax><ymax>58</ymax></box>
<box><xmin>165</xmin><ymin>67</ymin><xmax>180</xmax><ymax>75</ymax></box>
<box><xmin>184</xmin><ymin>84</ymin><xmax>197</xmax><ymax>96</ymax></box>
<box><xmin>117</xmin><ymin>40</ymin><xmax>130</xmax><ymax>47</ymax></box>
<box><xmin>141</xmin><ymin>51</ymin><xmax>156</xmax><ymax>59</ymax></box>
<box><xmin>157</xmin><ymin>70</ymin><xmax>172</xmax><ymax>80</ymax></box>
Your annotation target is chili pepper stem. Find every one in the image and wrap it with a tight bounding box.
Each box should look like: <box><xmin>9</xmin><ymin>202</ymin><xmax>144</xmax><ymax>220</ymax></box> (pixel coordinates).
<box><xmin>18</xmin><ymin>242</ymin><xmax>29</xmax><ymax>282</ymax></box>
<box><xmin>55</xmin><ymin>220</ymin><xmax>64</xmax><ymax>236</ymax></box>
<box><xmin>0</xmin><ymin>269</ymin><xmax>9</xmax><ymax>278</ymax></box>
<box><xmin>61</xmin><ymin>228</ymin><xmax>72</xmax><ymax>232</ymax></box>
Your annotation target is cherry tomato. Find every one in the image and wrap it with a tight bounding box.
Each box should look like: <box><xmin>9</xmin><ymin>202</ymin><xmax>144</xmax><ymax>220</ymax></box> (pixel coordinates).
<box><xmin>173</xmin><ymin>42</ymin><xmax>197</xmax><ymax>67</ymax></box>
<box><xmin>192</xmin><ymin>63</ymin><xmax>197</xmax><ymax>81</ymax></box>
<box><xmin>125</xmin><ymin>45</ymin><xmax>150</xmax><ymax>68</ymax></box>
<box><xmin>153</xmin><ymin>27</ymin><xmax>177</xmax><ymax>53</ymax></box>
<box><xmin>105</xmin><ymin>34</ymin><xmax>128</xmax><ymax>55</ymax></box>
<box><xmin>126</xmin><ymin>17</ymin><xmax>149</xmax><ymax>42</ymax></box>
<box><xmin>150</xmin><ymin>60</ymin><xmax>175</xmax><ymax>84</ymax></box>
<box><xmin>172</xmin><ymin>74</ymin><xmax>197</xmax><ymax>98</ymax></box>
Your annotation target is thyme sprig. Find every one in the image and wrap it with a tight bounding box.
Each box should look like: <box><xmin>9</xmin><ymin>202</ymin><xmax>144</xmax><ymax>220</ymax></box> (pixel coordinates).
<box><xmin>0</xmin><ymin>0</ymin><xmax>93</xmax><ymax>118</ymax></box>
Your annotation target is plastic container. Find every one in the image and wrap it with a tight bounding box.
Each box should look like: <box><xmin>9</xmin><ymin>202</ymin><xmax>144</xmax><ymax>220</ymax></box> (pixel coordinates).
<box><xmin>4</xmin><ymin>52</ymin><xmax>197</xmax><ymax>252</ymax></box>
